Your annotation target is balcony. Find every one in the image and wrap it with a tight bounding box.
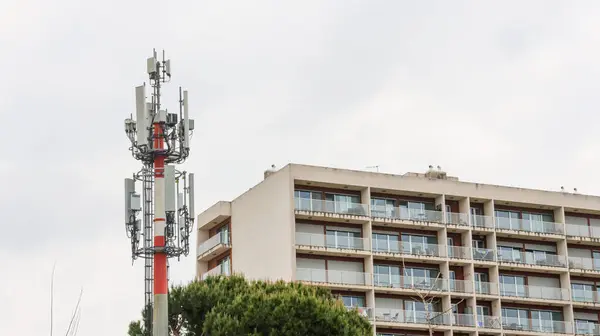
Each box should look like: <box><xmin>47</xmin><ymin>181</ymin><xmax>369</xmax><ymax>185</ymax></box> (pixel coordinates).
<box><xmin>478</xmin><ymin>315</ymin><xmax>502</xmax><ymax>329</ymax></box>
<box><xmin>498</xmin><ymin>251</ymin><xmax>567</xmax><ymax>268</ymax></box>
<box><xmin>294</xmin><ymin>198</ymin><xmax>369</xmax><ymax>217</ymax></box>
<box><xmin>471</xmin><ymin>214</ymin><xmax>494</xmax><ymax>229</ymax></box>
<box><xmin>449</xmin><ymin>279</ymin><xmax>474</xmax><ymax>294</ymax></box>
<box><xmin>373</xmin><ymin>275</ymin><xmax>447</xmax><ymax>292</ymax></box>
<box><xmin>372</xmin><ymin>241</ymin><xmax>444</xmax><ymax>258</ymax></box>
<box><xmin>202</xmin><ymin>264</ymin><xmax>230</xmax><ymax>280</ymax></box>
<box><xmin>566</xmin><ymin>223</ymin><xmax>600</xmax><ymax>239</ymax></box>
<box><xmin>446</xmin><ymin>212</ymin><xmax>469</xmax><ymax>226</ymax></box>
<box><xmin>499</xmin><ymin>284</ymin><xmax>569</xmax><ymax>301</ymax></box>
<box><xmin>374</xmin><ymin>308</ymin><xmax>450</xmax><ymax>325</ymax></box>
<box><xmin>476</xmin><ymin>281</ymin><xmax>499</xmax><ymax>295</ymax></box>
<box><xmin>197</xmin><ymin>231</ymin><xmax>230</xmax><ymax>261</ymax></box>
<box><xmin>452</xmin><ymin>313</ymin><xmax>476</xmax><ymax>327</ymax></box>
<box><xmin>495</xmin><ymin>217</ymin><xmax>564</xmax><ymax>235</ymax></box>
<box><xmin>345</xmin><ymin>306</ymin><xmax>373</xmax><ymax>319</ymax></box>
<box><xmin>572</xmin><ymin>289</ymin><xmax>600</xmax><ymax>304</ymax></box>
<box><xmin>448</xmin><ymin>246</ymin><xmax>472</xmax><ymax>260</ymax></box>
<box><xmin>296</xmin><ymin>268</ymin><xmax>372</xmax><ymax>287</ymax></box>
<box><xmin>502</xmin><ymin>317</ymin><xmax>572</xmax><ymax>334</ymax></box>
<box><xmin>472</xmin><ymin>248</ymin><xmax>496</xmax><ymax>262</ymax></box>
<box><xmin>575</xmin><ymin>321</ymin><xmax>600</xmax><ymax>335</ymax></box>
<box><xmin>569</xmin><ymin>256</ymin><xmax>600</xmax><ymax>273</ymax></box>
<box><xmin>295</xmin><ymin>232</ymin><xmax>370</xmax><ymax>253</ymax></box>
<box><xmin>371</xmin><ymin>206</ymin><xmax>444</xmax><ymax>223</ymax></box>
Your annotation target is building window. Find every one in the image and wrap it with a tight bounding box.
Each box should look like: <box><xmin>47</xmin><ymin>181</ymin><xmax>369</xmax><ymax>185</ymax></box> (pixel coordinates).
<box><xmin>372</xmin><ymin>233</ymin><xmax>399</xmax><ymax>253</ymax></box>
<box><xmin>341</xmin><ymin>295</ymin><xmax>365</xmax><ymax>308</ymax></box>
<box><xmin>401</xmin><ymin>234</ymin><xmax>437</xmax><ymax>254</ymax></box>
<box><xmin>371</xmin><ymin>198</ymin><xmax>395</xmax><ymax>217</ymax></box>
<box><xmin>499</xmin><ymin>275</ymin><xmax>526</xmax><ymax>297</ymax></box>
<box><xmin>326</xmin><ymin>230</ymin><xmax>361</xmax><ymax>249</ymax></box>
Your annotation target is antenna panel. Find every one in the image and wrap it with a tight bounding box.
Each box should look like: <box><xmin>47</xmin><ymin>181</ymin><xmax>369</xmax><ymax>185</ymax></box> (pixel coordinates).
<box><xmin>165</xmin><ymin>60</ymin><xmax>171</xmax><ymax>76</ymax></box>
<box><xmin>165</xmin><ymin>165</ymin><xmax>176</xmax><ymax>212</ymax></box>
<box><xmin>147</xmin><ymin>57</ymin><xmax>157</xmax><ymax>74</ymax></box>
<box><xmin>183</xmin><ymin>90</ymin><xmax>190</xmax><ymax>148</ymax></box>
<box><xmin>131</xmin><ymin>193</ymin><xmax>141</xmax><ymax>211</ymax></box>
<box><xmin>124</xmin><ymin>178</ymin><xmax>135</xmax><ymax>223</ymax></box>
<box><xmin>135</xmin><ymin>85</ymin><xmax>148</xmax><ymax>146</ymax></box>
<box><xmin>188</xmin><ymin>173</ymin><xmax>195</xmax><ymax>219</ymax></box>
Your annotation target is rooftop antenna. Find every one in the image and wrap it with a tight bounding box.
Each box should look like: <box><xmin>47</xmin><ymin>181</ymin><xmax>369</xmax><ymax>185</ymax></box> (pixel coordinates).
<box><xmin>124</xmin><ymin>49</ymin><xmax>195</xmax><ymax>336</ymax></box>
<box><xmin>366</xmin><ymin>165</ymin><xmax>379</xmax><ymax>172</ymax></box>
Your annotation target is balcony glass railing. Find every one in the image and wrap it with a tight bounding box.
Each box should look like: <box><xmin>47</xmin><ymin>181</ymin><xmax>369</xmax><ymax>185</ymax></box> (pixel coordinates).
<box><xmin>576</xmin><ymin>321</ymin><xmax>600</xmax><ymax>335</ymax></box>
<box><xmin>502</xmin><ymin>317</ymin><xmax>571</xmax><ymax>334</ymax></box>
<box><xmin>446</xmin><ymin>212</ymin><xmax>469</xmax><ymax>226</ymax></box>
<box><xmin>372</xmin><ymin>240</ymin><xmax>444</xmax><ymax>257</ymax></box>
<box><xmin>452</xmin><ymin>313</ymin><xmax>476</xmax><ymax>327</ymax></box>
<box><xmin>448</xmin><ymin>279</ymin><xmax>473</xmax><ymax>293</ymax></box>
<box><xmin>475</xmin><ymin>281</ymin><xmax>499</xmax><ymax>295</ymax></box>
<box><xmin>197</xmin><ymin>231</ymin><xmax>229</xmax><ymax>257</ymax></box>
<box><xmin>478</xmin><ymin>315</ymin><xmax>502</xmax><ymax>329</ymax></box>
<box><xmin>371</xmin><ymin>206</ymin><xmax>444</xmax><ymax>223</ymax></box>
<box><xmin>345</xmin><ymin>306</ymin><xmax>373</xmax><ymax>320</ymax></box>
<box><xmin>495</xmin><ymin>218</ymin><xmax>564</xmax><ymax>234</ymax></box>
<box><xmin>296</xmin><ymin>268</ymin><xmax>371</xmax><ymax>286</ymax></box>
<box><xmin>471</xmin><ymin>214</ymin><xmax>494</xmax><ymax>229</ymax></box>
<box><xmin>498</xmin><ymin>251</ymin><xmax>566</xmax><ymax>267</ymax></box>
<box><xmin>295</xmin><ymin>232</ymin><xmax>369</xmax><ymax>251</ymax></box>
<box><xmin>294</xmin><ymin>198</ymin><xmax>368</xmax><ymax>216</ymax></box>
<box><xmin>472</xmin><ymin>248</ymin><xmax>496</xmax><ymax>261</ymax></box>
<box><xmin>374</xmin><ymin>308</ymin><xmax>450</xmax><ymax>325</ymax></box>
<box><xmin>202</xmin><ymin>264</ymin><xmax>230</xmax><ymax>280</ymax></box>
<box><xmin>565</xmin><ymin>224</ymin><xmax>600</xmax><ymax>238</ymax></box>
<box><xmin>499</xmin><ymin>284</ymin><xmax>569</xmax><ymax>301</ymax></box>
<box><xmin>447</xmin><ymin>246</ymin><xmax>472</xmax><ymax>260</ymax></box>
<box><xmin>569</xmin><ymin>256</ymin><xmax>600</xmax><ymax>271</ymax></box>
<box><xmin>572</xmin><ymin>289</ymin><xmax>600</xmax><ymax>303</ymax></box>
<box><xmin>373</xmin><ymin>275</ymin><xmax>446</xmax><ymax>291</ymax></box>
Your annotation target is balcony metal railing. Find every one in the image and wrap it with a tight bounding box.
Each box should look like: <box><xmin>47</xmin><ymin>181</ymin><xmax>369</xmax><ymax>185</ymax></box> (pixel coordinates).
<box><xmin>446</xmin><ymin>212</ymin><xmax>469</xmax><ymax>226</ymax></box>
<box><xmin>575</xmin><ymin>321</ymin><xmax>600</xmax><ymax>335</ymax></box>
<box><xmin>498</xmin><ymin>251</ymin><xmax>566</xmax><ymax>268</ymax></box>
<box><xmin>495</xmin><ymin>217</ymin><xmax>564</xmax><ymax>235</ymax></box>
<box><xmin>296</xmin><ymin>268</ymin><xmax>371</xmax><ymax>286</ymax></box>
<box><xmin>475</xmin><ymin>281</ymin><xmax>499</xmax><ymax>295</ymax></box>
<box><xmin>202</xmin><ymin>264</ymin><xmax>230</xmax><ymax>280</ymax></box>
<box><xmin>197</xmin><ymin>231</ymin><xmax>229</xmax><ymax>257</ymax></box>
<box><xmin>572</xmin><ymin>289</ymin><xmax>600</xmax><ymax>303</ymax></box>
<box><xmin>371</xmin><ymin>206</ymin><xmax>444</xmax><ymax>223</ymax></box>
<box><xmin>569</xmin><ymin>256</ymin><xmax>600</xmax><ymax>271</ymax></box>
<box><xmin>502</xmin><ymin>317</ymin><xmax>572</xmax><ymax>334</ymax></box>
<box><xmin>472</xmin><ymin>248</ymin><xmax>496</xmax><ymax>261</ymax></box>
<box><xmin>372</xmin><ymin>240</ymin><xmax>444</xmax><ymax>257</ymax></box>
<box><xmin>373</xmin><ymin>275</ymin><xmax>447</xmax><ymax>292</ymax></box>
<box><xmin>294</xmin><ymin>198</ymin><xmax>369</xmax><ymax>216</ymax></box>
<box><xmin>452</xmin><ymin>313</ymin><xmax>476</xmax><ymax>327</ymax></box>
<box><xmin>478</xmin><ymin>315</ymin><xmax>502</xmax><ymax>329</ymax></box>
<box><xmin>449</xmin><ymin>279</ymin><xmax>474</xmax><ymax>293</ymax></box>
<box><xmin>471</xmin><ymin>214</ymin><xmax>495</xmax><ymax>229</ymax></box>
<box><xmin>295</xmin><ymin>232</ymin><xmax>369</xmax><ymax>251</ymax></box>
<box><xmin>448</xmin><ymin>246</ymin><xmax>472</xmax><ymax>260</ymax></box>
<box><xmin>374</xmin><ymin>308</ymin><xmax>450</xmax><ymax>325</ymax></box>
<box><xmin>499</xmin><ymin>283</ymin><xmax>569</xmax><ymax>301</ymax></box>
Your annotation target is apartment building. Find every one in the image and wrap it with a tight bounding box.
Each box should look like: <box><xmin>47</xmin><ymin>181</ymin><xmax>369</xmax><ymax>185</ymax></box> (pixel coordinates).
<box><xmin>196</xmin><ymin>163</ymin><xmax>600</xmax><ymax>336</ymax></box>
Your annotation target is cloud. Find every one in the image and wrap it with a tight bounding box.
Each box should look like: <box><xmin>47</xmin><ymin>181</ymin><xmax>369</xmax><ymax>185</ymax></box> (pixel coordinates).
<box><xmin>4</xmin><ymin>0</ymin><xmax>600</xmax><ymax>335</ymax></box>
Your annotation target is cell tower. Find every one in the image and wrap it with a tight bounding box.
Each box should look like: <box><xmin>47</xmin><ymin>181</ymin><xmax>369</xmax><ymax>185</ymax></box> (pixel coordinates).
<box><xmin>123</xmin><ymin>49</ymin><xmax>195</xmax><ymax>336</ymax></box>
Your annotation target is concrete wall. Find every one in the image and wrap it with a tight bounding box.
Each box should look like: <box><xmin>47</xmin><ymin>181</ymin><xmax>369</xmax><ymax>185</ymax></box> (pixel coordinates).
<box><xmin>230</xmin><ymin>165</ymin><xmax>295</xmax><ymax>281</ymax></box>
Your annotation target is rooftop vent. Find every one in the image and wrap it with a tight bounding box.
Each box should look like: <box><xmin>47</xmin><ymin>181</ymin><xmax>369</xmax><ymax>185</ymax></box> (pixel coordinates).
<box><xmin>264</xmin><ymin>164</ymin><xmax>277</xmax><ymax>179</ymax></box>
<box><xmin>425</xmin><ymin>165</ymin><xmax>448</xmax><ymax>180</ymax></box>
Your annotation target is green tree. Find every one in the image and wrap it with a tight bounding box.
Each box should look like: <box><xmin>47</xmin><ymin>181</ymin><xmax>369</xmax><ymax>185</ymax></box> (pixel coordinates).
<box><xmin>128</xmin><ymin>275</ymin><xmax>372</xmax><ymax>336</ymax></box>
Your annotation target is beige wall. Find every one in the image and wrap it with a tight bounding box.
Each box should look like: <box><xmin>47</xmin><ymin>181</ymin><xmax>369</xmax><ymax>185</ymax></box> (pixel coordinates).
<box><xmin>229</xmin><ymin>165</ymin><xmax>295</xmax><ymax>281</ymax></box>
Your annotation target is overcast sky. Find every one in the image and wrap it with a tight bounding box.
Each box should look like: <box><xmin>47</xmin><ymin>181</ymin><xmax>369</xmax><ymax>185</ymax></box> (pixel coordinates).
<box><xmin>3</xmin><ymin>0</ymin><xmax>600</xmax><ymax>334</ymax></box>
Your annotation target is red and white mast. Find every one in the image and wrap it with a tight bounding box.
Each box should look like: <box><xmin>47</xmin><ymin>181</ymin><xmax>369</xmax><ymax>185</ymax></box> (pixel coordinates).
<box><xmin>124</xmin><ymin>49</ymin><xmax>195</xmax><ymax>336</ymax></box>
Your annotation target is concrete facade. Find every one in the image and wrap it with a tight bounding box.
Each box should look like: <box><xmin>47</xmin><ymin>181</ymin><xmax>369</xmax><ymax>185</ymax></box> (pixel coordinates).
<box><xmin>196</xmin><ymin>163</ymin><xmax>600</xmax><ymax>336</ymax></box>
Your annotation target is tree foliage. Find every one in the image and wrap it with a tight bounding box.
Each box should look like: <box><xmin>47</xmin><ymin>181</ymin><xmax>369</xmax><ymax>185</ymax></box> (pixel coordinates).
<box><xmin>128</xmin><ymin>275</ymin><xmax>372</xmax><ymax>336</ymax></box>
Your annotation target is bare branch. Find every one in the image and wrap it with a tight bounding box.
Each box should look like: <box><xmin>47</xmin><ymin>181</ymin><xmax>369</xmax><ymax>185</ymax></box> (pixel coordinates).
<box><xmin>50</xmin><ymin>262</ymin><xmax>56</xmax><ymax>336</ymax></box>
<box><xmin>65</xmin><ymin>287</ymin><xmax>84</xmax><ymax>336</ymax></box>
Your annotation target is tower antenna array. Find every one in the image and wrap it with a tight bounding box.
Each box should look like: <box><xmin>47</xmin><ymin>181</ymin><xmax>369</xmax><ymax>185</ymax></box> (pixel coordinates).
<box><xmin>123</xmin><ymin>49</ymin><xmax>195</xmax><ymax>336</ymax></box>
